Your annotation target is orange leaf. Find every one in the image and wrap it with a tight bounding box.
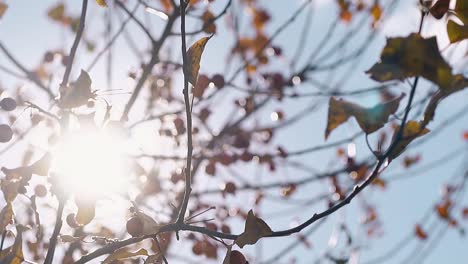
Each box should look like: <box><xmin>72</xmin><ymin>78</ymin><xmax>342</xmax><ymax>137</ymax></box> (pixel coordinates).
<box><xmin>96</xmin><ymin>0</ymin><xmax>107</xmax><ymax>7</ymax></box>
<box><xmin>415</xmin><ymin>224</ymin><xmax>428</xmax><ymax>240</ymax></box>
<box><xmin>388</xmin><ymin>121</ymin><xmax>430</xmax><ymax>161</ymax></box>
<box><xmin>0</xmin><ymin>2</ymin><xmax>8</xmax><ymax>19</ymax></box>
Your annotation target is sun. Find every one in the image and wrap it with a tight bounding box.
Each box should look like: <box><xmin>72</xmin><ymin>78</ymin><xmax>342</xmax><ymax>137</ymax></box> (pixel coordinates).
<box><xmin>51</xmin><ymin>126</ymin><xmax>131</xmax><ymax>199</ymax></box>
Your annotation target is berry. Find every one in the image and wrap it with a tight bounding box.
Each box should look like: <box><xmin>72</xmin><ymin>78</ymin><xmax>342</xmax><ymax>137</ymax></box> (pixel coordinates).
<box><xmin>0</xmin><ymin>124</ymin><xmax>13</xmax><ymax>143</ymax></box>
<box><xmin>230</xmin><ymin>250</ymin><xmax>247</xmax><ymax>264</ymax></box>
<box><xmin>211</xmin><ymin>74</ymin><xmax>225</xmax><ymax>89</ymax></box>
<box><xmin>0</xmin><ymin>97</ymin><xmax>17</xmax><ymax>111</ymax></box>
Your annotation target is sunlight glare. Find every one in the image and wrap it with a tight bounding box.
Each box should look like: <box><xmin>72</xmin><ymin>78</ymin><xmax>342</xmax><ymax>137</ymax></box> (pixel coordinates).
<box><xmin>51</xmin><ymin>128</ymin><xmax>130</xmax><ymax>199</ymax></box>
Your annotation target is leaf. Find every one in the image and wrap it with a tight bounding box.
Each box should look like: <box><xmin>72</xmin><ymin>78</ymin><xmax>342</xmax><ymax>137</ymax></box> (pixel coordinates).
<box><xmin>235</xmin><ymin>210</ymin><xmax>273</xmax><ymax>248</ymax></box>
<box><xmin>367</xmin><ymin>34</ymin><xmax>453</xmax><ymax>89</ymax></box>
<box><xmin>47</xmin><ymin>3</ymin><xmax>66</xmax><ymax>22</ymax></box>
<box><xmin>135</xmin><ymin>210</ymin><xmax>160</xmax><ymax>235</ymax></box>
<box><xmin>429</xmin><ymin>0</ymin><xmax>450</xmax><ymax>19</ymax></box>
<box><xmin>388</xmin><ymin>121</ymin><xmax>430</xmax><ymax>161</ymax></box>
<box><xmin>415</xmin><ymin>224</ymin><xmax>428</xmax><ymax>240</ymax></box>
<box><xmin>144</xmin><ymin>253</ymin><xmax>163</xmax><ymax>264</ymax></box>
<box><xmin>0</xmin><ymin>203</ymin><xmax>13</xmax><ymax>233</ymax></box>
<box><xmin>447</xmin><ymin>20</ymin><xmax>468</xmax><ymax>43</ymax></box>
<box><xmin>102</xmin><ymin>248</ymin><xmax>148</xmax><ymax>264</ymax></box>
<box><xmin>96</xmin><ymin>0</ymin><xmax>107</xmax><ymax>7</ymax></box>
<box><xmin>30</xmin><ymin>153</ymin><xmax>51</xmax><ymax>176</ymax></box>
<box><xmin>454</xmin><ymin>0</ymin><xmax>468</xmax><ymax>24</ymax></box>
<box><xmin>222</xmin><ymin>245</ymin><xmax>233</xmax><ymax>264</ymax></box>
<box><xmin>58</xmin><ymin>70</ymin><xmax>96</xmax><ymax>108</ymax></box>
<box><xmin>1</xmin><ymin>179</ymin><xmax>22</xmax><ymax>202</ymax></box>
<box><xmin>75</xmin><ymin>199</ymin><xmax>95</xmax><ymax>226</ymax></box>
<box><xmin>0</xmin><ymin>2</ymin><xmax>8</xmax><ymax>19</ymax></box>
<box><xmin>325</xmin><ymin>94</ymin><xmax>404</xmax><ymax>139</ymax></box>
<box><xmin>186</xmin><ymin>36</ymin><xmax>212</xmax><ymax>86</ymax></box>
<box><xmin>0</xmin><ymin>225</ymin><xmax>25</xmax><ymax>264</ymax></box>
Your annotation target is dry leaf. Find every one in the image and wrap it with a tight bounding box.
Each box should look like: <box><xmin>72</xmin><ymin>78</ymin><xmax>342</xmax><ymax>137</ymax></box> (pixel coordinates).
<box><xmin>58</xmin><ymin>70</ymin><xmax>97</xmax><ymax>108</ymax></box>
<box><xmin>415</xmin><ymin>224</ymin><xmax>428</xmax><ymax>240</ymax></box>
<box><xmin>325</xmin><ymin>94</ymin><xmax>404</xmax><ymax>139</ymax></box>
<box><xmin>186</xmin><ymin>36</ymin><xmax>212</xmax><ymax>86</ymax></box>
<box><xmin>429</xmin><ymin>0</ymin><xmax>450</xmax><ymax>19</ymax></box>
<box><xmin>47</xmin><ymin>3</ymin><xmax>66</xmax><ymax>23</ymax></box>
<box><xmin>102</xmin><ymin>248</ymin><xmax>148</xmax><ymax>264</ymax></box>
<box><xmin>96</xmin><ymin>0</ymin><xmax>107</xmax><ymax>7</ymax></box>
<box><xmin>0</xmin><ymin>225</ymin><xmax>25</xmax><ymax>264</ymax></box>
<box><xmin>0</xmin><ymin>203</ymin><xmax>13</xmax><ymax>233</ymax></box>
<box><xmin>388</xmin><ymin>121</ymin><xmax>430</xmax><ymax>161</ymax></box>
<box><xmin>75</xmin><ymin>199</ymin><xmax>96</xmax><ymax>226</ymax></box>
<box><xmin>0</xmin><ymin>2</ymin><xmax>8</xmax><ymax>19</ymax></box>
<box><xmin>235</xmin><ymin>210</ymin><xmax>273</xmax><ymax>248</ymax></box>
<box><xmin>367</xmin><ymin>34</ymin><xmax>453</xmax><ymax>89</ymax></box>
<box><xmin>136</xmin><ymin>210</ymin><xmax>160</xmax><ymax>235</ymax></box>
<box><xmin>145</xmin><ymin>253</ymin><xmax>163</xmax><ymax>264</ymax></box>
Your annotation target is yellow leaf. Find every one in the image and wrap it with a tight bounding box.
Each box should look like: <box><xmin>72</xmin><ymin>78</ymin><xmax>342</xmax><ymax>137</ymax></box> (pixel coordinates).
<box><xmin>102</xmin><ymin>248</ymin><xmax>148</xmax><ymax>264</ymax></box>
<box><xmin>0</xmin><ymin>203</ymin><xmax>13</xmax><ymax>233</ymax></box>
<box><xmin>96</xmin><ymin>0</ymin><xmax>107</xmax><ymax>7</ymax></box>
<box><xmin>58</xmin><ymin>70</ymin><xmax>97</xmax><ymax>108</ymax></box>
<box><xmin>186</xmin><ymin>36</ymin><xmax>212</xmax><ymax>86</ymax></box>
<box><xmin>235</xmin><ymin>210</ymin><xmax>273</xmax><ymax>248</ymax></box>
<box><xmin>0</xmin><ymin>2</ymin><xmax>8</xmax><ymax>19</ymax></box>
<box><xmin>75</xmin><ymin>199</ymin><xmax>96</xmax><ymax>226</ymax></box>
<box><xmin>367</xmin><ymin>34</ymin><xmax>453</xmax><ymax>89</ymax></box>
<box><xmin>0</xmin><ymin>225</ymin><xmax>24</xmax><ymax>264</ymax></box>
<box><xmin>388</xmin><ymin>121</ymin><xmax>430</xmax><ymax>161</ymax></box>
<box><xmin>447</xmin><ymin>20</ymin><xmax>468</xmax><ymax>43</ymax></box>
<box><xmin>325</xmin><ymin>94</ymin><xmax>404</xmax><ymax>139</ymax></box>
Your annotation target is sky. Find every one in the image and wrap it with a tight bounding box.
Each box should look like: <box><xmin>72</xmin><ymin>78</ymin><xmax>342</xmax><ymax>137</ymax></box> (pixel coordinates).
<box><xmin>1</xmin><ymin>0</ymin><xmax>468</xmax><ymax>263</ymax></box>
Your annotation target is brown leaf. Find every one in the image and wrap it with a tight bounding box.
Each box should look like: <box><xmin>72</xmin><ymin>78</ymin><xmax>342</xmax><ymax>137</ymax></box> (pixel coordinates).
<box><xmin>58</xmin><ymin>70</ymin><xmax>96</xmax><ymax>108</ymax></box>
<box><xmin>388</xmin><ymin>121</ymin><xmax>429</xmax><ymax>161</ymax></box>
<box><xmin>367</xmin><ymin>34</ymin><xmax>453</xmax><ymax>89</ymax></box>
<box><xmin>429</xmin><ymin>0</ymin><xmax>450</xmax><ymax>19</ymax></box>
<box><xmin>186</xmin><ymin>36</ymin><xmax>212</xmax><ymax>86</ymax></box>
<box><xmin>325</xmin><ymin>94</ymin><xmax>404</xmax><ymax>139</ymax></box>
<box><xmin>102</xmin><ymin>248</ymin><xmax>148</xmax><ymax>264</ymax></box>
<box><xmin>0</xmin><ymin>225</ymin><xmax>25</xmax><ymax>264</ymax></box>
<box><xmin>0</xmin><ymin>203</ymin><xmax>13</xmax><ymax>233</ymax></box>
<box><xmin>235</xmin><ymin>210</ymin><xmax>273</xmax><ymax>248</ymax></box>
<box><xmin>0</xmin><ymin>2</ymin><xmax>8</xmax><ymax>19</ymax></box>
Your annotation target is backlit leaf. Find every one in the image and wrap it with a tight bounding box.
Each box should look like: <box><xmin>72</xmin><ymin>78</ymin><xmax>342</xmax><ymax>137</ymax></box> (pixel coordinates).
<box><xmin>388</xmin><ymin>121</ymin><xmax>430</xmax><ymax>161</ymax></box>
<box><xmin>58</xmin><ymin>69</ymin><xmax>96</xmax><ymax>108</ymax></box>
<box><xmin>325</xmin><ymin>94</ymin><xmax>404</xmax><ymax>139</ymax></box>
<box><xmin>367</xmin><ymin>34</ymin><xmax>453</xmax><ymax>89</ymax></box>
<box><xmin>455</xmin><ymin>0</ymin><xmax>468</xmax><ymax>24</ymax></box>
<box><xmin>136</xmin><ymin>210</ymin><xmax>160</xmax><ymax>235</ymax></box>
<box><xmin>144</xmin><ymin>253</ymin><xmax>163</xmax><ymax>264</ymax></box>
<box><xmin>47</xmin><ymin>3</ymin><xmax>66</xmax><ymax>22</ymax></box>
<box><xmin>102</xmin><ymin>248</ymin><xmax>148</xmax><ymax>264</ymax></box>
<box><xmin>235</xmin><ymin>210</ymin><xmax>273</xmax><ymax>248</ymax></box>
<box><xmin>186</xmin><ymin>36</ymin><xmax>212</xmax><ymax>86</ymax></box>
<box><xmin>75</xmin><ymin>199</ymin><xmax>95</xmax><ymax>226</ymax></box>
